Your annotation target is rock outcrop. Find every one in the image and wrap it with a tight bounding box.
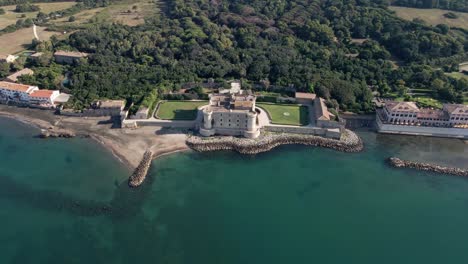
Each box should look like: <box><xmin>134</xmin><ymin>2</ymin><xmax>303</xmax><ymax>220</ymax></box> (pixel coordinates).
<box><xmin>39</xmin><ymin>127</ymin><xmax>76</xmax><ymax>138</ymax></box>
<box><xmin>128</xmin><ymin>150</ymin><xmax>154</xmax><ymax>187</ymax></box>
<box><xmin>388</xmin><ymin>157</ymin><xmax>468</xmax><ymax>177</ymax></box>
<box><xmin>186</xmin><ymin>129</ymin><xmax>363</xmax><ymax>155</ymax></box>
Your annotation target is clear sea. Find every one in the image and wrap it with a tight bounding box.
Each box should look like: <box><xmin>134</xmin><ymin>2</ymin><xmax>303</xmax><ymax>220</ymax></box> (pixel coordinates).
<box><xmin>0</xmin><ymin>117</ymin><xmax>468</xmax><ymax>264</ymax></box>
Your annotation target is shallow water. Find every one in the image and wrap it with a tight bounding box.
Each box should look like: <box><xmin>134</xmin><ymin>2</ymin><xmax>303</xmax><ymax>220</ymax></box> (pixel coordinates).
<box><xmin>0</xmin><ymin>117</ymin><xmax>467</xmax><ymax>263</ymax></box>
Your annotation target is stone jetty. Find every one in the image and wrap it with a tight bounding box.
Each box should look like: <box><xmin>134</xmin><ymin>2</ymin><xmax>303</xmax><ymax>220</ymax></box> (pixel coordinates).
<box><xmin>128</xmin><ymin>150</ymin><xmax>154</xmax><ymax>187</ymax></box>
<box><xmin>39</xmin><ymin>127</ymin><xmax>76</xmax><ymax>138</ymax></box>
<box><xmin>388</xmin><ymin>157</ymin><xmax>468</xmax><ymax>177</ymax></box>
<box><xmin>186</xmin><ymin>129</ymin><xmax>363</xmax><ymax>155</ymax></box>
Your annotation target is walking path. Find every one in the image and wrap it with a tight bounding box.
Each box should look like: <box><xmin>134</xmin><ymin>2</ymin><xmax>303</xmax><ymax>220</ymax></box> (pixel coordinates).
<box><xmin>33</xmin><ymin>24</ymin><xmax>39</xmax><ymax>40</ymax></box>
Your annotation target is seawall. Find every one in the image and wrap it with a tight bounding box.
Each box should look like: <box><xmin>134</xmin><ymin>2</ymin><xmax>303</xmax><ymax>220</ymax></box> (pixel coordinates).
<box><xmin>387</xmin><ymin>157</ymin><xmax>468</xmax><ymax>177</ymax></box>
<box><xmin>186</xmin><ymin>129</ymin><xmax>363</xmax><ymax>155</ymax></box>
<box><xmin>128</xmin><ymin>150</ymin><xmax>154</xmax><ymax>187</ymax></box>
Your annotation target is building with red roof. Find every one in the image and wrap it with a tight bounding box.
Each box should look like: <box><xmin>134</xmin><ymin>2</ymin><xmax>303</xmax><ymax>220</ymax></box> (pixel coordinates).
<box><xmin>29</xmin><ymin>90</ymin><xmax>60</xmax><ymax>105</ymax></box>
<box><xmin>0</xmin><ymin>81</ymin><xmax>38</xmax><ymax>101</ymax></box>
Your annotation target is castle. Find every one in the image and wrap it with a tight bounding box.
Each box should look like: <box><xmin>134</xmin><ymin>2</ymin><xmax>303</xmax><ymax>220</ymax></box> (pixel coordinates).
<box><xmin>199</xmin><ymin>90</ymin><xmax>260</xmax><ymax>139</ymax></box>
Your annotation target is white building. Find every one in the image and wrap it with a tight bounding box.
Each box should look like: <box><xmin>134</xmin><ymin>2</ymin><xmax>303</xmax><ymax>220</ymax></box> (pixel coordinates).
<box><xmin>199</xmin><ymin>90</ymin><xmax>260</xmax><ymax>139</ymax></box>
<box><xmin>379</xmin><ymin>101</ymin><xmax>468</xmax><ymax>128</ymax></box>
<box><xmin>29</xmin><ymin>90</ymin><xmax>60</xmax><ymax>106</ymax></box>
<box><xmin>0</xmin><ymin>81</ymin><xmax>39</xmax><ymax>102</ymax></box>
<box><xmin>0</xmin><ymin>55</ymin><xmax>17</xmax><ymax>63</ymax></box>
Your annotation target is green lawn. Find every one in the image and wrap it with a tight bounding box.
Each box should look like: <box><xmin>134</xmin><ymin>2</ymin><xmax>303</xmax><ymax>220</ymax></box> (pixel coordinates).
<box><xmin>258</xmin><ymin>103</ymin><xmax>309</xmax><ymax>126</ymax></box>
<box><xmin>156</xmin><ymin>101</ymin><xmax>206</xmax><ymax>120</ymax></box>
<box><xmin>413</xmin><ymin>97</ymin><xmax>443</xmax><ymax>109</ymax></box>
<box><xmin>446</xmin><ymin>72</ymin><xmax>468</xmax><ymax>80</ymax></box>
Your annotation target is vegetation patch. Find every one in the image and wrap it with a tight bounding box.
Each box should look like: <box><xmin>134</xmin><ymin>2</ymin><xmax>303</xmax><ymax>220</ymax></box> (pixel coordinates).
<box><xmin>258</xmin><ymin>103</ymin><xmax>309</xmax><ymax>126</ymax></box>
<box><xmin>156</xmin><ymin>101</ymin><xmax>206</xmax><ymax>120</ymax></box>
<box><xmin>445</xmin><ymin>72</ymin><xmax>468</xmax><ymax>81</ymax></box>
<box><xmin>413</xmin><ymin>97</ymin><xmax>443</xmax><ymax>109</ymax></box>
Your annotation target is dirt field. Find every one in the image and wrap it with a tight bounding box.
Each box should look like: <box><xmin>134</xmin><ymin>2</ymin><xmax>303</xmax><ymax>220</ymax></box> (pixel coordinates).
<box><xmin>0</xmin><ymin>26</ymin><xmax>59</xmax><ymax>56</ymax></box>
<box><xmin>0</xmin><ymin>2</ymin><xmax>76</xmax><ymax>30</ymax></box>
<box><xmin>389</xmin><ymin>6</ymin><xmax>468</xmax><ymax>29</ymax></box>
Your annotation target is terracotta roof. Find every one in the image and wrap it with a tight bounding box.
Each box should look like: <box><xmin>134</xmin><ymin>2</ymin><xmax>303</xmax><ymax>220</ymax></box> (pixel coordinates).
<box><xmin>54</xmin><ymin>50</ymin><xmax>88</xmax><ymax>58</ymax></box>
<box><xmin>295</xmin><ymin>92</ymin><xmax>317</xmax><ymax>100</ymax></box>
<box><xmin>0</xmin><ymin>81</ymin><xmax>35</xmax><ymax>93</ymax></box>
<box><xmin>6</xmin><ymin>68</ymin><xmax>34</xmax><ymax>82</ymax></box>
<box><xmin>30</xmin><ymin>90</ymin><xmax>56</xmax><ymax>98</ymax></box>
<box><xmin>385</xmin><ymin>101</ymin><xmax>419</xmax><ymax>112</ymax></box>
<box><xmin>314</xmin><ymin>97</ymin><xmax>330</xmax><ymax>121</ymax></box>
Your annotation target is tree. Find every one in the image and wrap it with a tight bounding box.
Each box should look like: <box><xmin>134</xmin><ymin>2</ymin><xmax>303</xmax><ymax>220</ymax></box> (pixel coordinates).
<box><xmin>14</xmin><ymin>3</ymin><xmax>40</xmax><ymax>13</ymax></box>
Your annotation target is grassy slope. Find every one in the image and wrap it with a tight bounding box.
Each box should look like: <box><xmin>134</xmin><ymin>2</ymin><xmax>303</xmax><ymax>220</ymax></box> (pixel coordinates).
<box><xmin>51</xmin><ymin>0</ymin><xmax>158</xmax><ymax>29</ymax></box>
<box><xmin>389</xmin><ymin>6</ymin><xmax>468</xmax><ymax>29</ymax></box>
<box><xmin>156</xmin><ymin>101</ymin><xmax>206</xmax><ymax>120</ymax></box>
<box><xmin>0</xmin><ymin>26</ymin><xmax>55</xmax><ymax>56</ymax></box>
<box><xmin>0</xmin><ymin>2</ymin><xmax>76</xmax><ymax>30</ymax></box>
<box><xmin>257</xmin><ymin>103</ymin><xmax>309</xmax><ymax>126</ymax></box>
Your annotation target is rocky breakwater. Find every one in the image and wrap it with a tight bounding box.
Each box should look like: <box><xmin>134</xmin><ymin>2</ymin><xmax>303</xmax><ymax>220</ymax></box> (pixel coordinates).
<box><xmin>39</xmin><ymin>127</ymin><xmax>76</xmax><ymax>138</ymax></box>
<box><xmin>128</xmin><ymin>150</ymin><xmax>154</xmax><ymax>187</ymax></box>
<box><xmin>186</xmin><ymin>129</ymin><xmax>363</xmax><ymax>155</ymax></box>
<box><xmin>388</xmin><ymin>157</ymin><xmax>468</xmax><ymax>177</ymax></box>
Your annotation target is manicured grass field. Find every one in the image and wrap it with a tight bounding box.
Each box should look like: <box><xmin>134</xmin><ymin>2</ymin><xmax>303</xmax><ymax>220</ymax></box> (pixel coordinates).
<box><xmin>258</xmin><ymin>103</ymin><xmax>309</xmax><ymax>126</ymax></box>
<box><xmin>156</xmin><ymin>101</ymin><xmax>206</xmax><ymax>120</ymax></box>
<box><xmin>389</xmin><ymin>6</ymin><xmax>468</xmax><ymax>30</ymax></box>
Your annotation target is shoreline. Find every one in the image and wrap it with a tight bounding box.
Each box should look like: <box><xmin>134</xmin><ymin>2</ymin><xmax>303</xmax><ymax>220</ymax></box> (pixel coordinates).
<box><xmin>0</xmin><ymin>106</ymin><xmax>190</xmax><ymax>170</ymax></box>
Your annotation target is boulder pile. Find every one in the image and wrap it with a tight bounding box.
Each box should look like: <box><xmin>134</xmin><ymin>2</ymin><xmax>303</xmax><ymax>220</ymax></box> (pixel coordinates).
<box><xmin>388</xmin><ymin>157</ymin><xmax>468</xmax><ymax>177</ymax></box>
<box><xmin>39</xmin><ymin>127</ymin><xmax>76</xmax><ymax>138</ymax></box>
<box><xmin>128</xmin><ymin>150</ymin><xmax>154</xmax><ymax>187</ymax></box>
<box><xmin>186</xmin><ymin>130</ymin><xmax>363</xmax><ymax>155</ymax></box>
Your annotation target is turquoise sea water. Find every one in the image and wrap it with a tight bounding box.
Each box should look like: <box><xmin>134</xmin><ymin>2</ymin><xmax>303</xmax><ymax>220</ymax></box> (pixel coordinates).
<box><xmin>0</xmin><ymin>117</ymin><xmax>468</xmax><ymax>263</ymax></box>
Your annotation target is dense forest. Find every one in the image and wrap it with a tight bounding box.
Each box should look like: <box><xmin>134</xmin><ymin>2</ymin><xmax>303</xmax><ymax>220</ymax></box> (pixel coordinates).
<box><xmin>392</xmin><ymin>0</ymin><xmax>468</xmax><ymax>12</ymax></box>
<box><xmin>17</xmin><ymin>0</ymin><xmax>468</xmax><ymax>112</ymax></box>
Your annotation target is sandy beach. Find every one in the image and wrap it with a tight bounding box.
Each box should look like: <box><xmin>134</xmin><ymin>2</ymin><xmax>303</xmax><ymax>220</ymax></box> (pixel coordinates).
<box><xmin>0</xmin><ymin>105</ymin><xmax>190</xmax><ymax>169</ymax></box>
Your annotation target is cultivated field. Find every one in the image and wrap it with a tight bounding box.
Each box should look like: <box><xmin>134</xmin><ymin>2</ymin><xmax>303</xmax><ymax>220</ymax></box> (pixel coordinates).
<box><xmin>258</xmin><ymin>103</ymin><xmax>309</xmax><ymax>126</ymax></box>
<box><xmin>0</xmin><ymin>26</ymin><xmax>58</xmax><ymax>56</ymax></box>
<box><xmin>389</xmin><ymin>6</ymin><xmax>468</xmax><ymax>29</ymax></box>
<box><xmin>0</xmin><ymin>2</ymin><xmax>76</xmax><ymax>30</ymax></box>
<box><xmin>156</xmin><ymin>101</ymin><xmax>206</xmax><ymax>120</ymax></box>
